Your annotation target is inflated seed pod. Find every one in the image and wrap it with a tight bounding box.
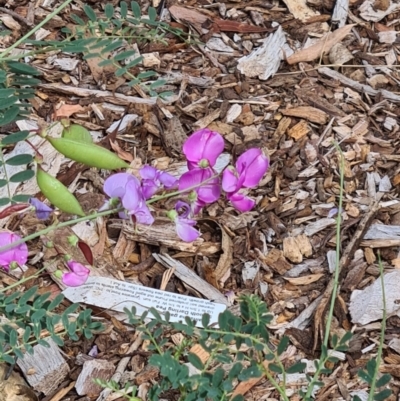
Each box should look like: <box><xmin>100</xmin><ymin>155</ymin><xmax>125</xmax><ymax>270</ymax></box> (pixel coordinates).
<box><xmin>47</xmin><ymin>137</ymin><xmax>129</xmax><ymax>170</ymax></box>
<box><xmin>62</xmin><ymin>124</ymin><xmax>93</xmax><ymax>144</ymax></box>
<box><xmin>36</xmin><ymin>167</ymin><xmax>85</xmax><ymax>216</ymax></box>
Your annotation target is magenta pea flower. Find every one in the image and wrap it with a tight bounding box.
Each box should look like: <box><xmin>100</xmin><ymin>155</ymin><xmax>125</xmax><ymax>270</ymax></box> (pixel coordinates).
<box><xmin>103</xmin><ymin>173</ymin><xmax>154</xmax><ymax>225</ymax></box>
<box><xmin>0</xmin><ymin>232</ymin><xmax>28</xmax><ymax>271</ymax></box>
<box><xmin>140</xmin><ymin>165</ymin><xmax>177</xmax><ymax>199</ymax></box>
<box><xmin>167</xmin><ymin>201</ymin><xmax>200</xmax><ymax>242</ymax></box>
<box><xmin>61</xmin><ymin>260</ymin><xmax>90</xmax><ymax>287</ymax></box>
<box><xmin>29</xmin><ymin>198</ymin><xmax>53</xmax><ymax>220</ymax></box>
<box><xmin>179</xmin><ymin>168</ymin><xmax>221</xmax><ymax>213</ymax></box>
<box><xmin>222</xmin><ymin>148</ymin><xmax>269</xmax><ymax>212</ymax></box>
<box><xmin>183</xmin><ymin>129</ymin><xmax>224</xmax><ymax>170</ymax></box>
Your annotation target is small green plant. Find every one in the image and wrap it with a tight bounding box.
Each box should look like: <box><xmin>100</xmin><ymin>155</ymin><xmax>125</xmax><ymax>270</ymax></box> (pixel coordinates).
<box><xmin>354</xmin><ymin>252</ymin><xmax>392</xmax><ymax>401</ymax></box>
<box><xmin>110</xmin><ymin>295</ymin><xmax>305</xmax><ymax>401</ymax></box>
<box><xmin>0</xmin><ymin>281</ymin><xmax>103</xmax><ymax>364</ymax></box>
<box><xmin>94</xmin><ymin>378</ymin><xmax>140</xmax><ymax>401</ymax></box>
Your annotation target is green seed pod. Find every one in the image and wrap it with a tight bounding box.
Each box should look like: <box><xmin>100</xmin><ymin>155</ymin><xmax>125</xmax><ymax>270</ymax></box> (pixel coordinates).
<box><xmin>36</xmin><ymin>167</ymin><xmax>85</xmax><ymax>216</ymax></box>
<box><xmin>62</xmin><ymin>124</ymin><xmax>93</xmax><ymax>144</ymax></box>
<box><xmin>47</xmin><ymin>137</ymin><xmax>129</xmax><ymax>170</ymax></box>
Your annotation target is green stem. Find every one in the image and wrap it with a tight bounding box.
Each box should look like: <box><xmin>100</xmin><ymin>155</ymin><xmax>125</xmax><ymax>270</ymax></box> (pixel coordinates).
<box><xmin>367</xmin><ymin>252</ymin><xmax>387</xmax><ymax>401</ymax></box>
<box><xmin>0</xmin><ymin>0</ymin><xmax>74</xmax><ymax>60</ymax></box>
<box><xmin>0</xmin><ymin>265</ymin><xmax>48</xmax><ymax>293</ymax></box>
<box><xmin>323</xmin><ymin>143</ymin><xmax>344</xmax><ymax>347</ymax></box>
<box><xmin>0</xmin><ymin>207</ymin><xmax>121</xmax><ymax>254</ymax></box>
<box><xmin>304</xmin><ymin>142</ymin><xmax>345</xmax><ymax>399</ymax></box>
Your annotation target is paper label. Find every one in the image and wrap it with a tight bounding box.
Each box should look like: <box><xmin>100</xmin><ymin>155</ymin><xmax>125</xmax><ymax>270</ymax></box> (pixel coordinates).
<box><xmin>63</xmin><ymin>276</ymin><xmax>226</xmax><ymax>327</ymax></box>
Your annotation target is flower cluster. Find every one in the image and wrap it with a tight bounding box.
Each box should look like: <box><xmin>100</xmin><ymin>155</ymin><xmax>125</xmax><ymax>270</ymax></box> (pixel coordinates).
<box><xmin>0</xmin><ymin>129</ymin><xmax>268</xmax><ymax>287</ymax></box>
<box><xmin>103</xmin><ymin>129</ymin><xmax>269</xmax><ymax>242</ymax></box>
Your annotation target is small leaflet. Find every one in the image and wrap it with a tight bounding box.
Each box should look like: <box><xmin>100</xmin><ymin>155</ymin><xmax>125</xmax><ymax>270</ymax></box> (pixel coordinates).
<box><xmin>63</xmin><ymin>276</ymin><xmax>226</xmax><ymax>327</ymax></box>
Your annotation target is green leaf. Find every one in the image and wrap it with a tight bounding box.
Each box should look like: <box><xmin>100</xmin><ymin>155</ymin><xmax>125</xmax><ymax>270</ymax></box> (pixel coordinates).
<box><xmin>83</xmin><ymin>4</ymin><xmax>97</xmax><ymax>22</ymax></box>
<box><xmin>2</xmin><ymin>354</ymin><xmax>15</xmax><ymax>364</ymax></box>
<box><xmin>201</xmin><ymin>313</ymin><xmax>210</xmax><ymax>328</ymax></box>
<box><xmin>1</xmin><ymin>130</ymin><xmax>29</xmax><ymax>145</ymax></box>
<box><xmin>23</xmin><ymin>326</ymin><xmax>31</xmax><ymax>343</ymax></box>
<box><xmin>187</xmin><ymin>353</ymin><xmax>204</xmax><ymax>370</ymax></box>
<box><xmin>9</xmin><ymin>328</ymin><xmax>18</xmax><ymax>347</ymax></box>
<box><xmin>114</xmin><ymin>50</ymin><xmax>139</xmax><ymax>61</ymax></box>
<box><xmin>376</xmin><ymin>373</ymin><xmax>392</xmax><ymax>388</ymax></box>
<box><xmin>131</xmin><ymin>1</ymin><xmax>141</xmax><ymax>18</ymax></box>
<box><xmin>104</xmin><ymin>4</ymin><xmax>114</xmax><ymax>18</ymax></box>
<box><xmin>82</xmin><ymin>53</ymin><xmax>101</xmax><ymax>60</ymax></box>
<box><xmin>150</xmin><ymin>79</ymin><xmax>166</xmax><ymax>89</ymax></box>
<box><xmin>14</xmin><ymin>348</ymin><xmax>24</xmax><ymax>360</ymax></box>
<box><xmin>268</xmin><ymin>363</ymin><xmax>283</xmax><ymax>374</ymax></box>
<box><xmin>7</xmin><ymin>61</ymin><xmax>40</xmax><ymax>76</ymax></box>
<box><xmin>120</xmin><ymin>1</ymin><xmax>128</xmax><ymax>18</ymax></box>
<box><xmin>148</xmin><ymin>7</ymin><xmax>157</xmax><ymax>21</ymax></box>
<box><xmin>6</xmin><ymin>154</ymin><xmax>33</xmax><ymax>166</ymax></box>
<box><xmin>0</xmin><ymin>197</ymin><xmax>10</xmax><ymax>207</ymax></box>
<box><xmin>98</xmin><ymin>59</ymin><xmax>114</xmax><ymax>67</ymax></box>
<box><xmin>0</xmin><ymin>180</ymin><xmax>7</xmax><ymax>188</ymax></box>
<box><xmin>137</xmin><ymin>71</ymin><xmax>156</xmax><ymax>79</ymax></box>
<box><xmin>115</xmin><ymin>67</ymin><xmax>127</xmax><ymax>77</ymax></box>
<box><xmin>367</xmin><ymin>359</ymin><xmax>377</xmax><ymax>378</ymax></box>
<box><xmin>47</xmin><ymin>293</ymin><xmax>64</xmax><ymax>311</ymax></box>
<box><xmin>31</xmin><ymin>309</ymin><xmax>46</xmax><ymax>322</ymax></box>
<box><xmin>0</xmin><ymin>89</ymin><xmax>15</xmax><ymax>97</ymax></box>
<box><xmin>12</xmin><ymin>194</ymin><xmax>31</xmax><ymax>203</ymax></box>
<box><xmin>51</xmin><ymin>334</ymin><xmax>64</xmax><ymax>346</ymax></box>
<box><xmin>286</xmin><ymin>362</ymin><xmax>307</xmax><ymax>374</ymax></box>
<box><xmin>358</xmin><ymin>369</ymin><xmax>371</xmax><ymax>384</ymax></box>
<box><xmin>101</xmin><ymin>40</ymin><xmax>124</xmax><ymax>54</ymax></box>
<box><xmin>277</xmin><ymin>336</ymin><xmax>289</xmax><ymax>356</ymax></box>
<box><xmin>374</xmin><ymin>389</ymin><xmax>392</xmax><ymax>401</ymax></box>
<box><xmin>0</xmin><ymin>106</ymin><xmax>20</xmax><ymax>126</ymax></box>
<box><xmin>19</xmin><ymin>286</ymin><xmax>38</xmax><ymax>305</ymax></box>
<box><xmin>70</xmin><ymin>14</ymin><xmax>85</xmax><ymax>25</ymax></box>
<box><xmin>37</xmin><ymin>339</ymin><xmax>50</xmax><ymax>348</ymax></box>
<box><xmin>9</xmin><ymin>169</ymin><xmax>35</xmax><ymax>183</ymax></box>
<box><xmin>0</xmin><ymin>96</ymin><xmax>18</xmax><ymax>111</ymax></box>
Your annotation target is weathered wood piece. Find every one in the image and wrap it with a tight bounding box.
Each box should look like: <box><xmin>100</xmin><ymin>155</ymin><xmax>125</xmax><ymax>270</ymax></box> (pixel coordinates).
<box><xmin>75</xmin><ymin>359</ymin><xmax>115</xmax><ymax>396</ymax></box>
<box><xmin>153</xmin><ymin>253</ymin><xmax>229</xmax><ymax>306</ymax></box>
<box><xmin>17</xmin><ymin>338</ymin><xmax>69</xmax><ymax>395</ymax></box>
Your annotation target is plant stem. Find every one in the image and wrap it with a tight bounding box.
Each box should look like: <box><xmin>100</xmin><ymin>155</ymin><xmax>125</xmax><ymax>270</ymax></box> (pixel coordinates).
<box><xmin>304</xmin><ymin>143</ymin><xmax>345</xmax><ymax>399</ymax></box>
<box><xmin>0</xmin><ymin>0</ymin><xmax>74</xmax><ymax>60</ymax></box>
<box><xmin>0</xmin><ymin>265</ymin><xmax>48</xmax><ymax>293</ymax></box>
<box><xmin>0</xmin><ymin>207</ymin><xmax>121</xmax><ymax>254</ymax></box>
<box><xmin>367</xmin><ymin>252</ymin><xmax>387</xmax><ymax>401</ymax></box>
<box><xmin>323</xmin><ymin>144</ymin><xmax>344</xmax><ymax>348</ymax></box>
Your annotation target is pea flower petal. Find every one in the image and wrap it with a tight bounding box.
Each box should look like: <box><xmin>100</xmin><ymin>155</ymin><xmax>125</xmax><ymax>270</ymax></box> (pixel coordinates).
<box><xmin>140</xmin><ymin>165</ymin><xmax>177</xmax><ymax>199</ymax></box>
<box><xmin>0</xmin><ymin>232</ymin><xmax>28</xmax><ymax>271</ymax></box>
<box><xmin>236</xmin><ymin>148</ymin><xmax>269</xmax><ymax>188</ymax></box>
<box><xmin>183</xmin><ymin>129</ymin><xmax>224</xmax><ymax>170</ymax></box>
<box><xmin>62</xmin><ymin>261</ymin><xmax>90</xmax><ymax>287</ymax></box>
<box><xmin>29</xmin><ymin>198</ymin><xmax>53</xmax><ymax>220</ymax></box>
<box><xmin>227</xmin><ymin>192</ymin><xmax>255</xmax><ymax>212</ymax></box>
<box><xmin>179</xmin><ymin>168</ymin><xmax>220</xmax><ymax>204</ymax></box>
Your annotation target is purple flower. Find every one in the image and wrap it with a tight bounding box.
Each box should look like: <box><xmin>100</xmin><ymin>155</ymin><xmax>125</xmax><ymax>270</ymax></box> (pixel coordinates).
<box><xmin>0</xmin><ymin>232</ymin><xmax>28</xmax><ymax>271</ymax></box>
<box><xmin>222</xmin><ymin>149</ymin><xmax>269</xmax><ymax>212</ymax></box>
<box><xmin>103</xmin><ymin>173</ymin><xmax>154</xmax><ymax>225</ymax></box>
<box><xmin>62</xmin><ymin>260</ymin><xmax>90</xmax><ymax>287</ymax></box>
<box><xmin>167</xmin><ymin>201</ymin><xmax>200</xmax><ymax>242</ymax></box>
<box><xmin>29</xmin><ymin>198</ymin><xmax>53</xmax><ymax>220</ymax></box>
<box><xmin>183</xmin><ymin>129</ymin><xmax>224</xmax><ymax>170</ymax></box>
<box><xmin>179</xmin><ymin>168</ymin><xmax>221</xmax><ymax>213</ymax></box>
<box><xmin>140</xmin><ymin>165</ymin><xmax>177</xmax><ymax>199</ymax></box>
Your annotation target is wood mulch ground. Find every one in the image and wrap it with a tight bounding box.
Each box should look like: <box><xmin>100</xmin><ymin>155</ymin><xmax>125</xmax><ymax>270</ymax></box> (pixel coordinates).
<box><xmin>1</xmin><ymin>0</ymin><xmax>400</xmax><ymax>399</ymax></box>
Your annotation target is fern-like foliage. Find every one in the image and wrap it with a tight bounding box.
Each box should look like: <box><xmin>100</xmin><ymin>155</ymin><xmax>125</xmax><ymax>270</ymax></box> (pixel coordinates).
<box><xmin>0</xmin><ymin>285</ymin><xmax>102</xmax><ymax>364</ymax></box>
<box><xmin>26</xmin><ymin>2</ymin><xmax>190</xmax><ymax>96</ymax></box>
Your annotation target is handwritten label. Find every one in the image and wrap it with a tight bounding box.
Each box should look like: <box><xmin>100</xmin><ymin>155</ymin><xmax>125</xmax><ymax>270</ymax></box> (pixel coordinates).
<box><xmin>63</xmin><ymin>276</ymin><xmax>226</xmax><ymax>327</ymax></box>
